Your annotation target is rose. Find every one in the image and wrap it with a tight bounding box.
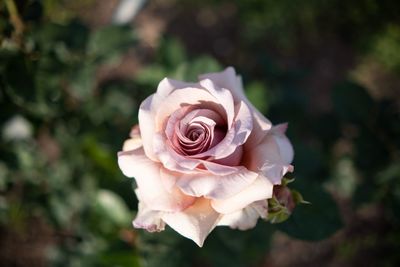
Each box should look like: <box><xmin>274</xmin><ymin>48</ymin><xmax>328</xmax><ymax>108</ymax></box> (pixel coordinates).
<box><xmin>118</xmin><ymin>67</ymin><xmax>294</xmax><ymax>246</ymax></box>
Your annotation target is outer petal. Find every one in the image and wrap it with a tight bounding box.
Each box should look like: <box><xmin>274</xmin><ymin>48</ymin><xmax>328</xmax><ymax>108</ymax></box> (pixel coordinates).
<box><xmin>133</xmin><ymin>190</ymin><xmax>165</xmax><ymax>232</ymax></box>
<box><xmin>242</xmin><ymin>124</ymin><xmax>294</xmax><ymax>185</ymax></box>
<box><xmin>122</xmin><ymin>136</ymin><xmax>142</xmax><ymax>151</ymax></box>
<box><xmin>138</xmin><ymin>95</ymin><xmax>158</xmax><ymax>161</ymax></box>
<box><xmin>211</xmin><ymin>176</ymin><xmax>273</xmax><ymax>214</ymax></box>
<box><xmin>118</xmin><ymin>147</ymin><xmax>195</xmax><ymax>211</ymax></box>
<box><xmin>199</xmin><ymin>67</ymin><xmax>240</xmax><ymax>98</ymax></box>
<box><xmin>217</xmin><ymin>200</ymin><xmax>268</xmax><ymax>230</ymax></box>
<box><xmin>176</xmin><ymin>167</ymin><xmax>258</xmax><ymax>199</ymax></box>
<box><xmin>161</xmin><ymin>198</ymin><xmax>220</xmax><ymax>247</ymax></box>
<box><xmin>270</xmin><ymin>123</ymin><xmax>294</xmax><ymax>164</ymax></box>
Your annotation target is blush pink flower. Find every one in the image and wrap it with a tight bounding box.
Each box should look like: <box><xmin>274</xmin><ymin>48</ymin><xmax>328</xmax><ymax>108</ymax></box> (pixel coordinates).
<box><xmin>118</xmin><ymin>67</ymin><xmax>294</xmax><ymax>246</ymax></box>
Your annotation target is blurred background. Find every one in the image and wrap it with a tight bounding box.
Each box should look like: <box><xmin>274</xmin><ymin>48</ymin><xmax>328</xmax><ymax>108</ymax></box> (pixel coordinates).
<box><xmin>0</xmin><ymin>0</ymin><xmax>400</xmax><ymax>266</ymax></box>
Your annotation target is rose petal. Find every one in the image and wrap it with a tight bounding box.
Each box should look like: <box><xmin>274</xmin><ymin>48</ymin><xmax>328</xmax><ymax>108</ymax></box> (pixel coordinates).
<box><xmin>154</xmin><ymin>133</ymin><xmax>202</xmax><ymax>172</ymax></box>
<box><xmin>155</xmin><ymin>87</ymin><xmax>218</xmax><ymax>132</ymax></box>
<box><xmin>159</xmin><ymin>167</ymin><xmax>180</xmax><ymax>192</ymax></box>
<box><xmin>182</xmin><ymin>108</ymin><xmax>225</xmax><ymax>127</ymax></box>
<box><xmin>217</xmin><ymin>200</ymin><xmax>268</xmax><ymax>230</ymax></box>
<box><xmin>201</xmin><ymin>158</ymin><xmax>241</xmax><ymax>175</ymax></box>
<box><xmin>193</xmin><ymin>101</ymin><xmax>252</xmax><ymax>160</ymax></box>
<box><xmin>270</xmin><ymin>123</ymin><xmax>294</xmax><ymax>164</ymax></box>
<box><xmin>122</xmin><ymin>136</ymin><xmax>142</xmax><ymax>152</ymax></box>
<box><xmin>242</xmin><ymin>125</ymin><xmax>294</xmax><ymax>185</ymax></box>
<box><xmin>176</xmin><ymin>167</ymin><xmax>259</xmax><ymax>199</ymax></box>
<box><xmin>118</xmin><ymin>147</ymin><xmax>195</xmax><ymax>211</ymax></box>
<box><xmin>139</xmin><ymin>78</ymin><xmax>200</xmax><ymax>161</ymax></box>
<box><xmin>200</xmin><ymin>67</ymin><xmax>272</xmax><ymax>149</ymax></box>
<box><xmin>199</xmin><ymin>78</ymin><xmax>235</xmax><ymax>126</ymax></box>
<box><xmin>138</xmin><ymin>95</ymin><xmax>159</xmax><ymax>161</ymax></box>
<box><xmin>161</xmin><ymin>198</ymin><xmax>220</xmax><ymax>247</ymax></box>
<box><xmin>199</xmin><ymin>67</ymin><xmax>240</xmax><ymax>98</ymax></box>
<box><xmin>211</xmin><ymin>176</ymin><xmax>273</xmax><ymax>214</ymax></box>
<box><xmin>211</xmin><ymin>146</ymin><xmax>243</xmax><ymax>166</ymax></box>
<box><xmin>133</xmin><ymin>190</ymin><xmax>165</xmax><ymax>232</ymax></box>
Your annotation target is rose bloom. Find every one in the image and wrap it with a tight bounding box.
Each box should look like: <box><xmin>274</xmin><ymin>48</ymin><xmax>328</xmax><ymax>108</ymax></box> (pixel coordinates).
<box><xmin>118</xmin><ymin>67</ymin><xmax>294</xmax><ymax>246</ymax></box>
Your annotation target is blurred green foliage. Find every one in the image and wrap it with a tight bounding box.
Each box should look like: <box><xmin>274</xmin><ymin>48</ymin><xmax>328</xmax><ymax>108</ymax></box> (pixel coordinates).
<box><xmin>1</xmin><ymin>0</ymin><xmax>400</xmax><ymax>266</ymax></box>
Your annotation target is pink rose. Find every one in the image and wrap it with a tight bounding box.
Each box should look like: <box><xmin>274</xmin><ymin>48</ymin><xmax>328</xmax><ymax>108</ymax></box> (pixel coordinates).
<box><xmin>118</xmin><ymin>67</ymin><xmax>294</xmax><ymax>246</ymax></box>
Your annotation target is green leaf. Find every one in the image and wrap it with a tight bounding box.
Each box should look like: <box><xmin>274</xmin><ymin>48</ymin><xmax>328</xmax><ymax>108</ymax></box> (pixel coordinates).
<box><xmin>291</xmin><ymin>190</ymin><xmax>310</xmax><ymax>204</ymax></box>
<box><xmin>96</xmin><ymin>190</ymin><xmax>131</xmax><ymax>226</ymax></box>
<box><xmin>282</xmin><ymin>177</ymin><xmax>295</xmax><ymax>186</ymax></box>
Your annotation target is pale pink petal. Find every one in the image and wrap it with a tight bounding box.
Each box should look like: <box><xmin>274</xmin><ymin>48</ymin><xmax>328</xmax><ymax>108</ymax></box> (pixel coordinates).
<box><xmin>244</xmin><ymin>109</ymin><xmax>273</xmax><ymax>150</ymax></box>
<box><xmin>122</xmin><ymin>136</ymin><xmax>142</xmax><ymax>151</ymax></box>
<box><xmin>176</xmin><ymin>167</ymin><xmax>258</xmax><ymax>199</ymax></box>
<box><xmin>161</xmin><ymin>198</ymin><xmax>220</xmax><ymax>247</ymax></box>
<box><xmin>234</xmin><ymin>74</ymin><xmax>273</xmax><ymax>149</ymax></box>
<box><xmin>260</xmin><ymin>162</ymin><xmax>294</xmax><ymax>185</ymax></box>
<box><xmin>270</xmin><ymin>123</ymin><xmax>294</xmax><ymax>164</ymax></box>
<box><xmin>193</xmin><ymin>101</ymin><xmax>252</xmax><ymax>160</ymax></box>
<box><xmin>182</xmin><ymin>108</ymin><xmax>225</xmax><ymax>126</ymax></box>
<box><xmin>118</xmin><ymin>147</ymin><xmax>195</xmax><ymax>211</ymax></box>
<box><xmin>210</xmin><ymin>145</ymin><xmax>243</xmax><ymax>166</ymax></box>
<box><xmin>129</xmin><ymin>125</ymin><xmax>141</xmax><ymax>138</ymax></box>
<box><xmin>242</xmin><ymin>126</ymin><xmax>294</xmax><ymax>185</ymax></box>
<box><xmin>133</xmin><ymin>190</ymin><xmax>165</xmax><ymax>232</ymax></box>
<box><xmin>159</xmin><ymin>167</ymin><xmax>179</xmax><ymax>192</ymax></box>
<box><xmin>199</xmin><ymin>78</ymin><xmax>235</xmax><ymax>126</ymax></box>
<box><xmin>138</xmin><ymin>95</ymin><xmax>159</xmax><ymax>161</ymax></box>
<box><xmin>157</xmin><ymin>78</ymin><xmax>198</xmax><ymax>97</ymax></box>
<box><xmin>154</xmin><ymin>133</ymin><xmax>202</xmax><ymax>172</ymax></box>
<box><xmin>217</xmin><ymin>200</ymin><xmax>268</xmax><ymax>230</ymax></box>
<box><xmin>230</xmin><ymin>101</ymin><xmax>253</xmax><ymax>147</ymax></box>
<box><xmin>164</xmin><ymin>106</ymin><xmax>192</xmax><ymax>143</ymax></box>
<box><xmin>211</xmin><ymin>176</ymin><xmax>273</xmax><ymax>214</ymax></box>
<box><xmin>201</xmin><ymin>161</ymin><xmax>238</xmax><ymax>175</ymax></box>
<box><xmin>200</xmin><ymin>67</ymin><xmax>272</xmax><ymax>149</ymax></box>
<box><xmin>199</xmin><ymin>67</ymin><xmax>239</xmax><ymax>97</ymax></box>
<box><xmin>155</xmin><ymin>87</ymin><xmax>218</xmax><ymax>132</ymax></box>
<box><xmin>138</xmin><ymin>78</ymin><xmax>203</xmax><ymax>161</ymax></box>
<box><xmin>174</xmin><ymin>109</ymin><xmax>224</xmax><ymax>155</ymax></box>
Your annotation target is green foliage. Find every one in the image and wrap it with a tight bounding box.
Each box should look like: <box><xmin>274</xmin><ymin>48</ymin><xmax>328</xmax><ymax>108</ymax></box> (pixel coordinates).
<box><xmin>88</xmin><ymin>25</ymin><xmax>136</xmax><ymax>64</ymax></box>
<box><xmin>370</xmin><ymin>24</ymin><xmax>400</xmax><ymax>72</ymax></box>
<box><xmin>332</xmin><ymin>81</ymin><xmax>375</xmax><ymax>123</ymax></box>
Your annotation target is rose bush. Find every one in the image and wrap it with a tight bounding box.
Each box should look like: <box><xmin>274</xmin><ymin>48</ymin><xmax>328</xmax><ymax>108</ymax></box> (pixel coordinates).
<box><xmin>118</xmin><ymin>67</ymin><xmax>294</xmax><ymax>246</ymax></box>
